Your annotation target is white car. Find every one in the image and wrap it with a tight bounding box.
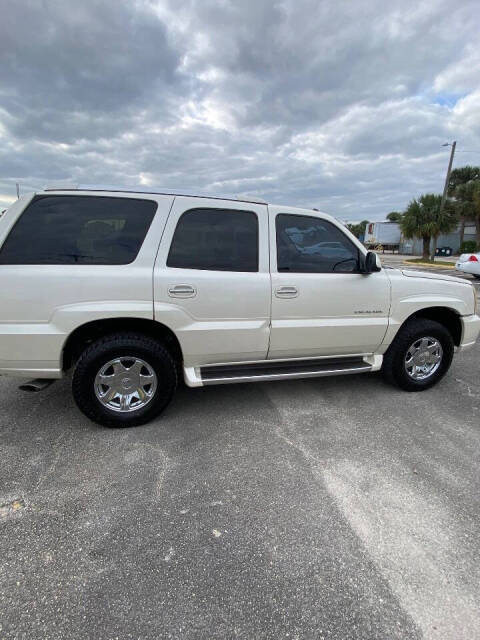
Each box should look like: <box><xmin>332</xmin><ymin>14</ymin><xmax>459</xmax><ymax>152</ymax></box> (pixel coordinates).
<box><xmin>456</xmin><ymin>253</ymin><xmax>480</xmax><ymax>279</ymax></box>
<box><xmin>0</xmin><ymin>186</ymin><xmax>479</xmax><ymax>427</ymax></box>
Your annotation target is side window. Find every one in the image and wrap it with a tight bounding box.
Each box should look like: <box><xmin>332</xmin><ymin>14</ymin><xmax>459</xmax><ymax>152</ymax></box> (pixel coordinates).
<box><xmin>167</xmin><ymin>208</ymin><xmax>258</xmax><ymax>272</ymax></box>
<box><xmin>0</xmin><ymin>196</ymin><xmax>157</xmax><ymax>265</ymax></box>
<box><xmin>276</xmin><ymin>214</ymin><xmax>360</xmax><ymax>273</ymax></box>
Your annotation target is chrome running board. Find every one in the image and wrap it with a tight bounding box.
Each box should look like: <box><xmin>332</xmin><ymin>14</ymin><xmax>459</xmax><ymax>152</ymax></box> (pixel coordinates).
<box><xmin>198</xmin><ymin>357</ymin><xmax>372</xmax><ymax>386</ymax></box>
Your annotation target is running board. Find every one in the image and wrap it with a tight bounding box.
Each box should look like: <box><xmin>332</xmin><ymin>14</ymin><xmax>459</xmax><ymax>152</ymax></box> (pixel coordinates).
<box><xmin>195</xmin><ymin>357</ymin><xmax>374</xmax><ymax>386</ymax></box>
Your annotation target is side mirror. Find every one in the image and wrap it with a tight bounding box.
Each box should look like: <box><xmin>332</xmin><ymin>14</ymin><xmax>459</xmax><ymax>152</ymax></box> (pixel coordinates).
<box><xmin>364</xmin><ymin>251</ymin><xmax>381</xmax><ymax>273</ymax></box>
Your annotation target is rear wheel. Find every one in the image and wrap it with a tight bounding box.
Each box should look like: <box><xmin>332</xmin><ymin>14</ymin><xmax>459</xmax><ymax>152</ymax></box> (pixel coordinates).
<box><xmin>382</xmin><ymin>318</ymin><xmax>454</xmax><ymax>391</ymax></box>
<box><xmin>72</xmin><ymin>333</ymin><xmax>177</xmax><ymax>427</ymax></box>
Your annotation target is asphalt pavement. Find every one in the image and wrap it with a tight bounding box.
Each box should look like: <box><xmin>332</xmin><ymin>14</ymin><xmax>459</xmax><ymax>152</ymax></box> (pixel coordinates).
<box><xmin>1</xmin><ymin>265</ymin><xmax>480</xmax><ymax>639</ymax></box>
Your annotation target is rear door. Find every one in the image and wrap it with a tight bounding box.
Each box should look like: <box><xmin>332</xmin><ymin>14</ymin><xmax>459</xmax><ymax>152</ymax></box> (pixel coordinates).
<box><xmin>0</xmin><ymin>192</ymin><xmax>171</xmax><ymax>324</ymax></box>
<box><xmin>0</xmin><ymin>192</ymin><xmax>173</xmax><ymax>373</ymax></box>
<box><xmin>153</xmin><ymin>197</ymin><xmax>271</xmax><ymax>366</ymax></box>
<box><xmin>268</xmin><ymin>205</ymin><xmax>391</xmax><ymax>359</ymax></box>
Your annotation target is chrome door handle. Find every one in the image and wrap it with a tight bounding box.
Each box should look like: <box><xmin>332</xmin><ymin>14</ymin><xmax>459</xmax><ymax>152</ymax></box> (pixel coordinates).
<box><xmin>168</xmin><ymin>284</ymin><xmax>196</xmax><ymax>298</ymax></box>
<box><xmin>275</xmin><ymin>286</ymin><xmax>298</xmax><ymax>298</ymax></box>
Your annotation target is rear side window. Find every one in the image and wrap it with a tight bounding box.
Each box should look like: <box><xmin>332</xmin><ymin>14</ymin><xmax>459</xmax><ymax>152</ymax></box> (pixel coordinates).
<box><xmin>0</xmin><ymin>195</ymin><xmax>157</xmax><ymax>265</ymax></box>
<box><xmin>276</xmin><ymin>214</ymin><xmax>360</xmax><ymax>273</ymax></box>
<box><xmin>167</xmin><ymin>208</ymin><xmax>258</xmax><ymax>272</ymax></box>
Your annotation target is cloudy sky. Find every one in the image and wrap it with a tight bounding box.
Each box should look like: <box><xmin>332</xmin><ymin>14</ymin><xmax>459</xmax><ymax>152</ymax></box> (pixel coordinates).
<box><xmin>1</xmin><ymin>0</ymin><xmax>480</xmax><ymax>220</ymax></box>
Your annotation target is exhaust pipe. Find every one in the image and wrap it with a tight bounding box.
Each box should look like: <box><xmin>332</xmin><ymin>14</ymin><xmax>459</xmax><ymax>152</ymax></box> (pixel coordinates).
<box><xmin>19</xmin><ymin>379</ymin><xmax>55</xmax><ymax>393</ymax></box>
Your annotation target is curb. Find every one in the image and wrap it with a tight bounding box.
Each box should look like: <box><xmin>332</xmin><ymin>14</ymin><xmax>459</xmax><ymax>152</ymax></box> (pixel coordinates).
<box><xmin>402</xmin><ymin>262</ymin><xmax>455</xmax><ymax>270</ymax></box>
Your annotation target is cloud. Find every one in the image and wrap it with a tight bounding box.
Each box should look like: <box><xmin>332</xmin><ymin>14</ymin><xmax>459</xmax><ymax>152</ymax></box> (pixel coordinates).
<box><xmin>1</xmin><ymin>0</ymin><xmax>480</xmax><ymax>219</ymax></box>
<box><xmin>434</xmin><ymin>45</ymin><xmax>480</xmax><ymax>94</ymax></box>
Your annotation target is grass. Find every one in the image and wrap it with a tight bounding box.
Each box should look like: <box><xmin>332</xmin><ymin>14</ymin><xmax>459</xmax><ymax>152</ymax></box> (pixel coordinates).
<box><xmin>404</xmin><ymin>258</ymin><xmax>456</xmax><ymax>267</ymax></box>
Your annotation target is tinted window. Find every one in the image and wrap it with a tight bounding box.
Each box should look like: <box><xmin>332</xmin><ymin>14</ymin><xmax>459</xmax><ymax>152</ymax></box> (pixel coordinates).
<box><xmin>276</xmin><ymin>214</ymin><xmax>359</xmax><ymax>273</ymax></box>
<box><xmin>167</xmin><ymin>208</ymin><xmax>258</xmax><ymax>272</ymax></box>
<box><xmin>0</xmin><ymin>196</ymin><xmax>157</xmax><ymax>265</ymax></box>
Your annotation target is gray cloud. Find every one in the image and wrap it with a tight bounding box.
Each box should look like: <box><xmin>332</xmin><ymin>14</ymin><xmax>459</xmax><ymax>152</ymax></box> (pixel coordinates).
<box><xmin>1</xmin><ymin>0</ymin><xmax>480</xmax><ymax>219</ymax></box>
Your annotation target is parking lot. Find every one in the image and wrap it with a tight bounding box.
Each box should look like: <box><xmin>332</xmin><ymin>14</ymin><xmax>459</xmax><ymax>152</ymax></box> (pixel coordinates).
<box><xmin>1</xmin><ymin>266</ymin><xmax>480</xmax><ymax>639</ymax></box>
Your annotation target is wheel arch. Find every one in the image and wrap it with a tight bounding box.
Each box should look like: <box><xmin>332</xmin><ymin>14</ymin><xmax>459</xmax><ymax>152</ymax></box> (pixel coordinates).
<box><xmin>400</xmin><ymin>306</ymin><xmax>462</xmax><ymax>346</ymax></box>
<box><xmin>62</xmin><ymin>317</ymin><xmax>183</xmax><ymax>371</ymax></box>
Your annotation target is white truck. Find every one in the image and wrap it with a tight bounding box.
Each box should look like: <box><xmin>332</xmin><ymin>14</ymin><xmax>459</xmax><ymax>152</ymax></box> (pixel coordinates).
<box><xmin>364</xmin><ymin>221</ymin><xmax>401</xmax><ymax>251</ymax></box>
<box><xmin>0</xmin><ymin>186</ymin><xmax>478</xmax><ymax>427</ymax></box>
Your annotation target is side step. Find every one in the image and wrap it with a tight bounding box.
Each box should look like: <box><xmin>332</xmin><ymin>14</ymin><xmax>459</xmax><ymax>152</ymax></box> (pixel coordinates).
<box><xmin>199</xmin><ymin>357</ymin><xmax>373</xmax><ymax>386</ymax></box>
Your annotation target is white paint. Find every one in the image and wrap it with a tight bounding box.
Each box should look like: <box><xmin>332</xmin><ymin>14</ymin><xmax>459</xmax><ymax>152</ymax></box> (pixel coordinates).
<box><xmin>0</xmin><ymin>189</ymin><xmax>478</xmax><ymax>379</ymax></box>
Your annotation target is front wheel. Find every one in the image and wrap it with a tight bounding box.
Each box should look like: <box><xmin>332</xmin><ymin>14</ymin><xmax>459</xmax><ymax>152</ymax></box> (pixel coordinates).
<box><xmin>382</xmin><ymin>318</ymin><xmax>454</xmax><ymax>391</ymax></box>
<box><xmin>72</xmin><ymin>333</ymin><xmax>177</xmax><ymax>427</ymax></box>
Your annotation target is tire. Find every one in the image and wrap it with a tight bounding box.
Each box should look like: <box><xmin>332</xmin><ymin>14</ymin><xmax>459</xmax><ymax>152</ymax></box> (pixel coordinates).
<box><xmin>72</xmin><ymin>332</ymin><xmax>177</xmax><ymax>427</ymax></box>
<box><xmin>382</xmin><ymin>318</ymin><xmax>454</xmax><ymax>391</ymax></box>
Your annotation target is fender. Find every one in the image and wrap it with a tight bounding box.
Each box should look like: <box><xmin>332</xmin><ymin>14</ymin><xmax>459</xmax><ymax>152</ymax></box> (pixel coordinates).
<box><xmin>0</xmin><ymin>301</ymin><xmax>153</xmax><ymax>377</ymax></box>
<box><xmin>382</xmin><ymin>295</ymin><xmax>469</xmax><ymax>351</ymax></box>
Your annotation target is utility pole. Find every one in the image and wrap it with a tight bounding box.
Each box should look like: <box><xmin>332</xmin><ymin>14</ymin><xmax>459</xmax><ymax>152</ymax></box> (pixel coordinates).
<box><xmin>431</xmin><ymin>141</ymin><xmax>456</xmax><ymax>262</ymax></box>
<box><xmin>440</xmin><ymin>141</ymin><xmax>456</xmax><ymax>214</ymax></box>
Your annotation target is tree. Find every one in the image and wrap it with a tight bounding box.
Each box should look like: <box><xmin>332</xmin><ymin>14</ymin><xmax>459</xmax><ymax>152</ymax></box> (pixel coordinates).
<box><xmin>454</xmin><ymin>181</ymin><xmax>480</xmax><ymax>248</ymax></box>
<box><xmin>447</xmin><ymin>165</ymin><xmax>480</xmax><ymax>196</ymax></box>
<box><xmin>386</xmin><ymin>211</ymin><xmax>402</xmax><ymax>222</ymax></box>
<box><xmin>429</xmin><ymin>199</ymin><xmax>457</xmax><ymax>261</ymax></box>
<box><xmin>474</xmin><ymin>183</ymin><xmax>480</xmax><ymax>248</ymax></box>
<box><xmin>400</xmin><ymin>194</ymin><xmax>457</xmax><ymax>261</ymax></box>
<box><xmin>346</xmin><ymin>219</ymin><xmax>369</xmax><ymax>239</ymax></box>
<box><xmin>449</xmin><ymin>166</ymin><xmax>480</xmax><ymax>246</ymax></box>
<box><xmin>358</xmin><ymin>219</ymin><xmax>369</xmax><ymax>236</ymax></box>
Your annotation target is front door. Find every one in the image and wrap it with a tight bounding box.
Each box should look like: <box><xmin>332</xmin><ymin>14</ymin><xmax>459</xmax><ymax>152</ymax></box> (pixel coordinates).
<box><xmin>268</xmin><ymin>206</ymin><xmax>391</xmax><ymax>359</ymax></box>
<box><xmin>153</xmin><ymin>197</ymin><xmax>271</xmax><ymax>367</ymax></box>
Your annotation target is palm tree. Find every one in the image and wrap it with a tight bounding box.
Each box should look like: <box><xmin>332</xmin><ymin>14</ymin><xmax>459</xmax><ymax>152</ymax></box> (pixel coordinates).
<box><xmin>430</xmin><ymin>199</ymin><xmax>457</xmax><ymax>261</ymax></box>
<box><xmin>473</xmin><ymin>183</ymin><xmax>480</xmax><ymax>248</ymax></box>
<box><xmin>400</xmin><ymin>194</ymin><xmax>457</xmax><ymax>261</ymax></box>
<box><xmin>448</xmin><ymin>166</ymin><xmax>480</xmax><ymax>195</ymax></box>
<box><xmin>401</xmin><ymin>197</ymin><xmax>433</xmax><ymax>261</ymax></box>
<box><xmin>448</xmin><ymin>166</ymin><xmax>480</xmax><ymax>246</ymax></box>
<box><xmin>454</xmin><ymin>181</ymin><xmax>480</xmax><ymax>249</ymax></box>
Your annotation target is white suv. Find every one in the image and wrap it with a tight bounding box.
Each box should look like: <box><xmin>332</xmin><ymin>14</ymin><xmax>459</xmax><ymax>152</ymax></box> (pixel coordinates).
<box><xmin>0</xmin><ymin>186</ymin><xmax>479</xmax><ymax>427</ymax></box>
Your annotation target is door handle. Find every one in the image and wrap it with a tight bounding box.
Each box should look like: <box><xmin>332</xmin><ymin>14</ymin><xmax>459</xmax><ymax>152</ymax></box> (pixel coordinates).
<box><xmin>168</xmin><ymin>284</ymin><xmax>196</xmax><ymax>298</ymax></box>
<box><xmin>275</xmin><ymin>286</ymin><xmax>298</xmax><ymax>298</ymax></box>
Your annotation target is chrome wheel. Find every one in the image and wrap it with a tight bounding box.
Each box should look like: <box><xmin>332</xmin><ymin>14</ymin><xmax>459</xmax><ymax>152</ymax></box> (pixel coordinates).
<box><xmin>94</xmin><ymin>357</ymin><xmax>157</xmax><ymax>412</ymax></box>
<box><xmin>404</xmin><ymin>336</ymin><xmax>443</xmax><ymax>381</ymax></box>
